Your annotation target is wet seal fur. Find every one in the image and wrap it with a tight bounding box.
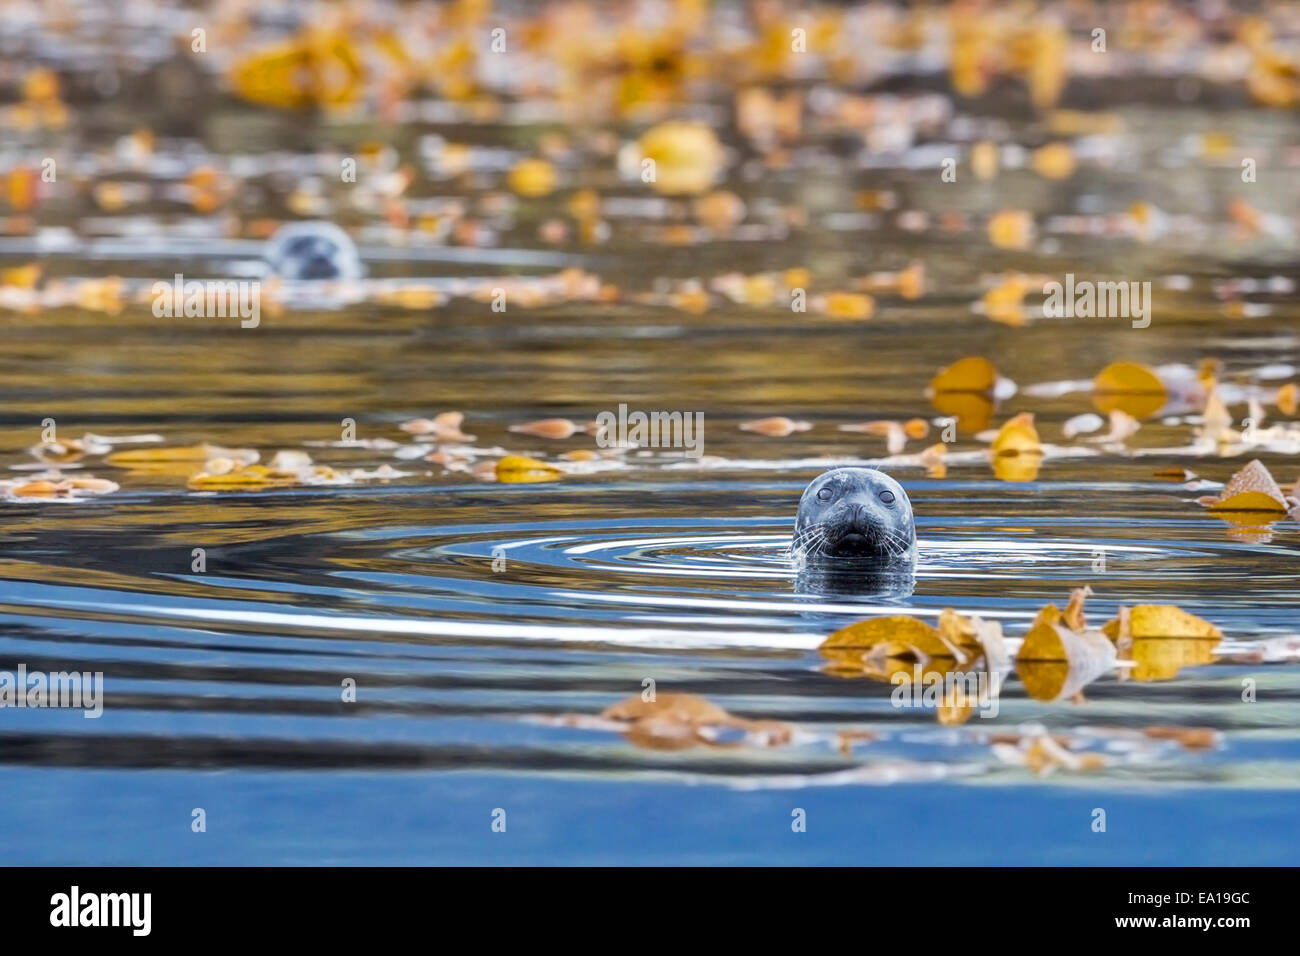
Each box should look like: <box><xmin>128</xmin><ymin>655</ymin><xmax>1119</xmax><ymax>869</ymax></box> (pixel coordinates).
<box><xmin>791</xmin><ymin>467</ymin><xmax>917</xmax><ymax>570</ymax></box>
<box><xmin>264</xmin><ymin>221</ymin><xmax>364</xmax><ymax>281</ymax></box>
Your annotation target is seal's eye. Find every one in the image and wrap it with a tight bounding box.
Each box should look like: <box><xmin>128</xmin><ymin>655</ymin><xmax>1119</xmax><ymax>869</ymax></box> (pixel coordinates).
<box><xmin>816</xmin><ymin>486</ymin><xmax>833</xmax><ymax>501</ymax></box>
<box><xmin>878</xmin><ymin>490</ymin><xmax>895</xmax><ymax>504</ymax></box>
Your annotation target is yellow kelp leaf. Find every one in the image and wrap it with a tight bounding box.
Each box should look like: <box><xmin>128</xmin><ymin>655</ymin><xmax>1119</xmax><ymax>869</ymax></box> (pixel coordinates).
<box><xmin>1016</xmin><ymin>604</ymin><xmax>1117</xmax><ymax>701</ymax></box>
<box><xmin>982</xmin><ymin>274</ymin><xmax>1031</xmax><ymax>325</ymax></box>
<box><xmin>507</xmin><ymin>158</ymin><xmax>557</xmax><ymax>198</ymax></box>
<box><xmin>1</xmin><ymin>263</ymin><xmax>40</xmax><ymax>288</ymax></box>
<box><xmin>495</xmin><ymin>455</ymin><xmax>562</xmax><ymax>483</ymax></box>
<box><xmin>739</xmin><ymin>417</ymin><xmax>811</xmax><ymax>436</ymax></box>
<box><xmin>1204</xmin><ymin>460</ymin><xmax>1288</xmax><ymax>513</ymax></box>
<box><xmin>970</xmin><ymin>140</ymin><xmax>998</xmax><ymax>180</ymax></box>
<box><xmin>987</xmin><ymin>210</ymin><xmax>1035</xmax><ymax>250</ymax></box>
<box><xmin>930</xmin><ymin>356</ymin><xmax>996</xmax><ymax>395</ymax></box>
<box><xmin>991</xmin><ymin>412</ymin><xmax>1041</xmax><ymax>457</ymax></box>
<box><xmin>821</xmin><ymin>616</ymin><xmax>954</xmax><ymax>659</ymax></box>
<box><xmin>820</xmin><ymin>292</ymin><xmax>874</xmax><ymax>320</ymax></box>
<box><xmin>936</xmin><ymin>607</ymin><xmax>981</xmax><ymax>655</ymax></box>
<box><xmin>188</xmin><ymin>465</ymin><xmax>293</xmax><ymax>491</ymax></box>
<box><xmin>1102</xmin><ymin>605</ymin><xmax>1222</xmax><ymax>640</ymax></box>
<box><xmin>636</xmin><ymin>121</ymin><xmax>724</xmax><ymax>196</ymax></box>
<box><xmin>1062</xmin><ymin>585</ymin><xmax>1091</xmax><ymax>631</ymax></box>
<box><xmin>107</xmin><ymin>445</ymin><xmax>257</xmax><ymax>469</ymax></box>
<box><xmin>937</xmin><ymin>684</ymin><xmax>977</xmax><ymax>726</ymax></box>
<box><xmin>1092</xmin><ymin>361</ymin><xmax>1167</xmax><ymax>418</ymax></box>
<box><xmin>1127</xmin><ymin>638</ymin><xmax>1218</xmax><ymax>682</ymax></box>
<box><xmin>229</xmin><ymin>31</ymin><xmax>363</xmax><ymax>110</ymax></box>
<box><xmin>1030</xmin><ymin>142</ymin><xmax>1076</xmax><ymax>180</ymax></box>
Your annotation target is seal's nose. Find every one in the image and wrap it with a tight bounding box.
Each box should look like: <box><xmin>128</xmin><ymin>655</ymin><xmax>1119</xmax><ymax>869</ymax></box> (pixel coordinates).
<box><xmin>852</xmin><ymin>503</ymin><xmax>873</xmax><ymax>533</ymax></box>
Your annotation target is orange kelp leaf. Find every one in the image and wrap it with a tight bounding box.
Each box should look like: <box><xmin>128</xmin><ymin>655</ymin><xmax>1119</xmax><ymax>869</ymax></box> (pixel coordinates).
<box><xmin>602</xmin><ymin>693</ymin><xmax>728</xmax><ymax>724</ymax></box>
<box><xmin>1202</xmin><ymin>460</ymin><xmax>1288</xmax><ymax>513</ymax></box>
<box><xmin>1276</xmin><ymin>383</ymin><xmax>1297</xmax><ymax>416</ymax></box>
<box><xmin>600</xmin><ymin>693</ymin><xmax>793</xmax><ymax>751</ymax></box>
<box><xmin>1143</xmin><ymin>726</ymin><xmax>1220</xmax><ymax>750</ymax></box>
<box><xmin>991</xmin><ymin>412</ymin><xmax>1042</xmax><ymax>456</ymax></box>
<box><xmin>739</xmin><ymin>416</ymin><xmax>811</xmax><ymax>436</ymax></box>
<box><xmin>821</xmin><ymin>616</ymin><xmax>957</xmax><ymax>659</ymax></box>
<box><xmin>1092</xmin><ymin>361</ymin><xmax>1167</xmax><ymax>418</ymax></box>
<box><xmin>1062</xmin><ymin>586</ymin><xmax>1091</xmax><ymax>631</ymax></box>
<box><xmin>400</xmin><ymin>411</ymin><xmax>473</xmax><ymax>442</ymax></box>
<box><xmin>930</xmin><ymin>356</ymin><xmax>996</xmax><ymax>394</ymax></box>
<box><xmin>509</xmin><ymin>418</ymin><xmax>579</xmax><ymax>439</ymax></box>
<box><xmin>495</xmin><ymin>455</ymin><xmax>562</xmax><ymax>483</ymax></box>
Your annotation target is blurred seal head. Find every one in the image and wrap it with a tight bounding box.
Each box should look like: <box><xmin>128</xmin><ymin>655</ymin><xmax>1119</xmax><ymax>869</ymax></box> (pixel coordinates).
<box><xmin>263</xmin><ymin>221</ymin><xmax>364</xmax><ymax>281</ymax></box>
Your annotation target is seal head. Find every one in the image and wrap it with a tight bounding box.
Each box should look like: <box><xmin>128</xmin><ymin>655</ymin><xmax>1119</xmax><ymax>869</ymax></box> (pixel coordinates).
<box><xmin>264</xmin><ymin>221</ymin><xmax>363</xmax><ymax>281</ymax></box>
<box><xmin>791</xmin><ymin>467</ymin><xmax>916</xmax><ymax>568</ymax></box>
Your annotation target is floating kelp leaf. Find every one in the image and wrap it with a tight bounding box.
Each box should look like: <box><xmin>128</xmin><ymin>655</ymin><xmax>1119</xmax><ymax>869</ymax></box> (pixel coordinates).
<box><xmin>987</xmin><ymin>210</ymin><xmax>1035</xmax><ymax>250</ymax></box>
<box><xmin>1030</xmin><ymin>142</ymin><xmax>1076</xmax><ymax>179</ymax></box>
<box><xmin>930</xmin><ymin>356</ymin><xmax>997</xmax><ymax>395</ymax></box>
<box><xmin>495</xmin><ymin>455</ymin><xmax>562</xmax><ymax>483</ymax></box>
<box><xmin>1016</xmin><ymin>597</ymin><xmax>1117</xmax><ymax>701</ymax></box>
<box><xmin>692</xmin><ymin>190</ymin><xmax>746</xmax><ymax>232</ymax></box>
<box><xmin>991</xmin><ymin>412</ymin><xmax>1042</xmax><ymax>457</ymax></box>
<box><xmin>1143</xmin><ymin>726</ymin><xmax>1220</xmax><ymax>750</ymax></box>
<box><xmin>821</xmin><ymin>615</ymin><xmax>956</xmax><ymax>659</ymax></box>
<box><xmin>107</xmin><ymin>445</ymin><xmax>259</xmax><ymax>472</ymax></box>
<box><xmin>229</xmin><ymin>31</ymin><xmax>364</xmax><ymax>110</ymax></box>
<box><xmin>508</xmin><ymin>418</ymin><xmax>580</xmax><ymax>439</ymax></box>
<box><xmin>1127</xmin><ymin>638</ymin><xmax>1218</xmax><ymax>682</ymax></box>
<box><xmin>819</xmin><ymin>292</ymin><xmax>875</xmax><ymax>320</ymax></box>
<box><xmin>982</xmin><ymin>274</ymin><xmax>1032</xmax><ymax>325</ymax></box>
<box><xmin>1154</xmin><ymin>466</ymin><xmax>1197</xmax><ymax>481</ymax></box>
<box><xmin>635</xmin><ymin>121</ymin><xmax>724</xmax><ymax>195</ymax></box>
<box><xmin>599</xmin><ymin>693</ymin><xmax>793</xmax><ymax>752</ymax></box>
<box><xmin>739</xmin><ymin>416</ymin><xmax>811</xmax><ymax>437</ymax></box>
<box><xmin>1200</xmin><ymin>459</ymin><xmax>1288</xmax><ymax>513</ymax></box>
<box><xmin>1103</xmin><ymin>604</ymin><xmax>1222</xmax><ymax>681</ymax></box>
<box><xmin>992</xmin><ymin>452</ymin><xmax>1042</xmax><ymax>482</ymax></box>
<box><xmin>840</xmin><ymin>419</ymin><xmax>906</xmax><ymax>453</ymax></box>
<box><xmin>929</xmin><ymin>356</ymin><xmax>998</xmax><ymax>433</ymax></box>
<box><xmin>400</xmin><ymin>412</ymin><xmax>474</xmax><ymax>442</ymax></box>
<box><xmin>1102</xmin><ymin>604</ymin><xmax>1222</xmax><ymax>641</ymax></box>
<box><xmin>1276</xmin><ymin>383</ymin><xmax>1297</xmax><ymax>416</ymax></box>
<box><xmin>507</xmin><ymin>158</ymin><xmax>557</xmax><ymax>197</ymax></box>
<box><xmin>2</xmin><ymin>475</ymin><xmax>120</xmax><ymax>500</ymax></box>
<box><xmin>1092</xmin><ymin>361</ymin><xmax>1168</xmax><ymax>418</ymax></box>
<box><xmin>994</xmin><ymin>729</ymin><xmax>1109</xmax><ymax>776</ymax></box>
<box><xmin>1</xmin><ymin>263</ymin><xmax>40</xmax><ymax>289</ymax></box>
<box><xmin>188</xmin><ymin>464</ymin><xmax>294</xmax><ymax>491</ymax></box>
